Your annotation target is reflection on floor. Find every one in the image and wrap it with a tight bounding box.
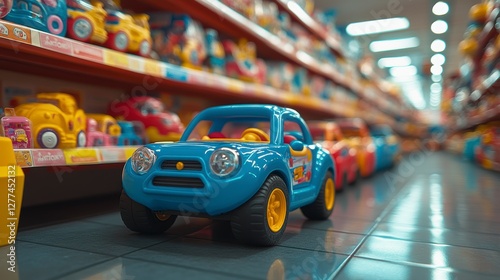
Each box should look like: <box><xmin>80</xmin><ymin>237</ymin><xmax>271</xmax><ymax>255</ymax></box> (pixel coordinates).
<box><xmin>2</xmin><ymin>152</ymin><xmax>500</xmax><ymax>280</ymax></box>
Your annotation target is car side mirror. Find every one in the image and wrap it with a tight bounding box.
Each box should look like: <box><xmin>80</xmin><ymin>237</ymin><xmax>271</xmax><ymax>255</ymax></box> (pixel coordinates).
<box><xmin>290</xmin><ymin>140</ymin><xmax>304</xmax><ymax>151</ymax></box>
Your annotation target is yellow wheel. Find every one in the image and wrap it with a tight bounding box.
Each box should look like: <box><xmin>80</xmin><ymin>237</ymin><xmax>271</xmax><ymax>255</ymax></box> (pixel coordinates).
<box><xmin>324</xmin><ymin>177</ymin><xmax>335</xmax><ymax>211</ymax></box>
<box><xmin>231</xmin><ymin>175</ymin><xmax>289</xmax><ymax>246</ymax></box>
<box><xmin>301</xmin><ymin>171</ymin><xmax>335</xmax><ymax>220</ymax></box>
<box><xmin>267</xmin><ymin>188</ymin><xmax>287</xmax><ymax>232</ymax></box>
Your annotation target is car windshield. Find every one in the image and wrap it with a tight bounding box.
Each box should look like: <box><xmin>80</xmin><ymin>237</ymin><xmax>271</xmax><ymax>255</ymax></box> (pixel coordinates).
<box><xmin>185</xmin><ymin>117</ymin><xmax>272</xmax><ymax>142</ymax></box>
<box><xmin>137</xmin><ymin>101</ymin><xmax>163</xmax><ymax>116</ymax></box>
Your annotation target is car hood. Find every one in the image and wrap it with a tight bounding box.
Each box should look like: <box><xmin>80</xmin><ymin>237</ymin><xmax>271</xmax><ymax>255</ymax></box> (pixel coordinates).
<box><xmin>145</xmin><ymin>141</ymin><xmax>273</xmax><ymax>159</ymax></box>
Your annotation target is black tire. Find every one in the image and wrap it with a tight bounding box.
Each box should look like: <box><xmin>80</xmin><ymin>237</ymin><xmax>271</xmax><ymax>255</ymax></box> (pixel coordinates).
<box><xmin>120</xmin><ymin>190</ymin><xmax>177</xmax><ymax>234</ymax></box>
<box><xmin>231</xmin><ymin>175</ymin><xmax>289</xmax><ymax>246</ymax></box>
<box><xmin>301</xmin><ymin>171</ymin><xmax>335</xmax><ymax>220</ymax></box>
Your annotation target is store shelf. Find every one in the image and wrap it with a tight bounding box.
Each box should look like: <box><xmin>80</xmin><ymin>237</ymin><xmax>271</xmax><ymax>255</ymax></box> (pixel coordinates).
<box><xmin>451</xmin><ymin>103</ymin><xmax>500</xmax><ymax>131</ymax></box>
<box><xmin>0</xmin><ymin>19</ymin><xmax>396</xmax><ymax>126</ymax></box>
<box><xmin>125</xmin><ymin>0</ymin><xmax>411</xmax><ymax>119</ymax></box>
<box><xmin>13</xmin><ymin>146</ymin><xmax>140</xmax><ymax>168</ymax></box>
<box><xmin>270</xmin><ymin>0</ymin><xmax>344</xmax><ymax>57</ymax></box>
<box><xmin>473</xmin><ymin>7</ymin><xmax>500</xmax><ymax>63</ymax></box>
<box><xmin>470</xmin><ymin>69</ymin><xmax>500</xmax><ymax>102</ymax></box>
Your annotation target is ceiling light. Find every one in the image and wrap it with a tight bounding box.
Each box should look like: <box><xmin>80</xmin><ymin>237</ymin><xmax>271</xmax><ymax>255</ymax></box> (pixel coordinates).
<box><xmin>370</xmin><ymin>37</ymin><xmax>420</xmax><ymax>52</ymax></box>
<box><xmin>431</xmin><ymin>83</ymin><xmax>442</xmax><ymax>92</ymax></box>
<box><xmin>389</xmin><ymin>65</ymin><xmax>417</xmax><ymax>77</ymax></box>
<box><xmin>432</xmin><ymin>2</ymin><xmax>449</xmax><ymax>16</ymax></box>
<box><xmin>431</xmin><ymin>39</ymin><xmax>446</xmax><ymax>52</ymax></box>
<box><xmin>431</xmin><ymin>65</ymin><xmax>443</xmax><ymax>75</ymax></box>
<box><xmin>378</xmin><ymin>56</ymin><xmax>412</xmax><ymax>68</ymax></box>
<box><xmin>431</xmin><ymin>74</ymin><xmax>442</xmax><ymax>82</ymax></box>
<box><xmin>346</xmin><ymin>17</ymin><xmax>410</xmax><ymax>36</ymax></box>
<box><xmin>431</xmin><ymin>54</ymin><xmax>446</xmax><ymax>65</ymax></box>
<box><xmin>431</xmin><ymin>20</ymin><xmax>448</xmax><ymax>34</ymax></box>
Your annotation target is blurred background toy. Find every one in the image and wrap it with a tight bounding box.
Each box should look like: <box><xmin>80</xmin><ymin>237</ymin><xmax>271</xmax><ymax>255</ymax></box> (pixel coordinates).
<box><xmin>108</xmin><ymin>96</ymin><xmax>184</xmax><ymax>142</ymax></box>
<box><xmin>14</xmin><ymin>93</ymin><xmax>87</xmax><ymax>149</ymax></box>
<box><xmin>66</xmin><ymin>0</ymin><xmax>108</xmax><ymax>44</ymax></box>
<box><xmin>0</xmin><ymin>0</ymin><xmax>13</xmax><ymax>18</ymax></box>
<box><xmin>149</xmin><ymin>13</ymin><xmax>206</xmax><ymax>69</ymax></box>
<box><xmin>1</xmin><ymin>108</ymin><xmax>33</xmax><ymax>149</ymax></box>
<box><xmin>117</xmin><ymin>120</ymin><xmax>145</xmax><ymax>146</ymax></box>
<box><xmin>4</xmin><ymin>0</ymin><xmax>67</xmax><ymax>36</ymax></box>
<box><xmin>224</xmin><ymin>38</ymin><xmax>266</xmax><ymax>83</ymax></box>
<box><xmin>203</xmin><ymin>28</ymin><xmax>226</xmax><ymax>75</ymax></box>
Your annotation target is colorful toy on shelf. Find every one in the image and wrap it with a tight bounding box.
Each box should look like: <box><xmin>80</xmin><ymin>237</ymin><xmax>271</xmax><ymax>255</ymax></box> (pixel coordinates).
<box><xmin>85</xmin><ymin>117</ymin><xmax>111</xmax><ymax>146</ymax></box>
<box><xmin>14</xmin><ymin>93</ymin><xmax>86</xmax><ymax>149</ymax></box>
<box><xmin>117</xmin><ymin>120</ymin><xmax>144</xmax><ymax>146</ymax></box>
<box><xmin>266</xmin><ymin>61</ymin><xmax>295</xmax><ymax>91</ymax></box>
<box><xmin>0</xmin><ymin>0</ymin><xmax>13</xmax><ymax>18</ymax></box>
<box><xmin>108</xmin><ymin>96</ymin><xmax>184</xmax><ymax>142</ymax></box>
<box><xmin>476</xmin><ymin>124</ymin><xmax>500</xmax><ymax>170</ymax></box>
<box><xmin>120</xmin><ymin>104</ymin><xmax>336</xmax><ymax>246</ymax></box>
<box><xmin>66</xmin><ymin>0</ymin><xmax>107</xmax><ymax>44</ymax></box>
<box><xmin>95</xmin><ymin>0</ymin><xmax>152</xmax><ymax>57</ymax></box>
<box><xmin>4</xmin><ymin>0</ymin><xmax>67</xmax><ymax>36</ymax></box>
<box><xmin>370</xmin><ymin>125</ymin><xmax>401</xmax><ymax>171</ymax></box>
<box><xmin>149</xmin><ymin>13</ymin><xmax>206</xmax><ymax>69</ymax></box>
<box><xmin>220</xmin><ymin>0</ymin><xmax>255</xmax><ymax>20</ymax></box>
<box><xmin>223</xmin><ymin>39</ymin><xmax>266</xmax><ymax>84</ymax></box>
<box><xmin>336</xmin><ymin>119</ymin><xmax>376</xmax><ymax>178</ymax></box>
<box><xmin>463</xmin><ymin>130</ymin><xmax>483</xmax><ymax>161</ymax></box>
<box><xmin>204</xmin><ymin>28</ymin><xmax>225</xmax><ymax>75</ymax></box>
<box><xmin>308</xmin><ymin>121</ymin><xmax>358</xmax><ymax>190</ymax></box>
<box><xmin>86</xmin><ymin>113</ymin><xmax>121</xmax><ymax>145</ymax></box>
<box><xmin>1</xmin><ymin>108</ymin><xmax>33</xmax><ymax>149</ymax></box>
<box><xmin>254</xmin><ymin>0</ymin><xmax>279</xmax><ymax>34</ymax></box>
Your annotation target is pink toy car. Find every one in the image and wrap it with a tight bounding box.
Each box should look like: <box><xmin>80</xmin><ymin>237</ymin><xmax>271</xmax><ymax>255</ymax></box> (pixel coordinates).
<box><xmin>85</xmin><ymin>117</ymin><xmax>111</xmax><ymax>147</ymax></box>
<box><xmin>1</xmin><ymin>108</ymin><xmax>33</xmax><ymax>149</ymax></box>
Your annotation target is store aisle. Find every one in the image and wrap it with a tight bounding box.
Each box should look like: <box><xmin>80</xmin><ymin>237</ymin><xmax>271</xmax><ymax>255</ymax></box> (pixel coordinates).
<box><xmin>3</xmin><ymin>152</ymin><xmax>500</xmax><ymax>280</ymax></box>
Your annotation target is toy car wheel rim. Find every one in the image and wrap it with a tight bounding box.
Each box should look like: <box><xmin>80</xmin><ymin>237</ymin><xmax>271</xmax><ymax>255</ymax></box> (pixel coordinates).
<box><xmin>325</xmin><ymin>177</ymin><xmax>335</xmax><ymax>211</ymax></box>
<box><xmin>139</xmin><ymin>40</ymin><xmax>151</xmax><ymax>56</ymax></box>
<box><xmin>114</xmin><ymin>32</ymin><xmax>128</xmax><ymax>51</ymax></box>
<box><xmin>39</xmin><ymin>130</ymin><xmax>58</xmax><ymax>149</ymax></box>
<box><xmin>155</xmin><ymin>213</ymin><xmax>170</xmax><ymax>221</ymax></box>
<box><xmin>73</xmin><ymin>18</ymin><xmax>92</xmax><ymax>40</ymax></box>
<box><xmin>47</xmin><ymin>15</ymin><xmax>64</xmax><ymax>35</ymax></box>
<box><xmin>77</xmin><ymin>131</ymin><xmax>86</xmax><ymax>147</ymax></box>
<box><xmin>267</xmin><ymin>188</ymin><xmax>287</xmax><ymax>232</ymax></box>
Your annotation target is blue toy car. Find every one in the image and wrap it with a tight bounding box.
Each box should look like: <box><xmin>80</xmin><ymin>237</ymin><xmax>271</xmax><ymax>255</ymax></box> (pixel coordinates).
<box><xmin>370</xmin><ymin>125</ymin><xmax>401</xmax><ymax>171</ymax></box>
<box><xmin>120</xmin><ymin>104</ymin><xmax>336</xmax><ymax>246</ymax></box>
<box><xmin>4</xmin><ymin>0</ymin><xmax>67</xmax><ymax>36</ymax></box>
<box><xmin>117</xmin><ymin>121</ymin><xmax>145</xmax><ymax>146</ymax></box>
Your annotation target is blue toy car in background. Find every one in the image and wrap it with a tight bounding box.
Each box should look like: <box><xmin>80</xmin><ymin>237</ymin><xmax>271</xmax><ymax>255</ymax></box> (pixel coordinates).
<box><xmin>370</xmin><ymin>125</ymin><xmax>401</xmax><ymax>171</ymax></box>
<box><xmin>117</xmin><ymin>121</ymin><xmax>145</xmax><ymax>146</ymax></box>
<box><xmin>4</xmin><ymin>0</ymin><xmax>67</xmax><ymax>36</ymax></box>
<box><xmin>120</xmin><ymin>104</ymin><xmax>336</xmax><ymax>246</ymax></box>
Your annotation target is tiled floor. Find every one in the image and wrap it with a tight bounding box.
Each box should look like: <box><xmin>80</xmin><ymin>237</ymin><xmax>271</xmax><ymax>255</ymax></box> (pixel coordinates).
<box><xmin>2</xmin><ymin>151</ymin><xmax>500</xmax><ymax>280</ymax></box>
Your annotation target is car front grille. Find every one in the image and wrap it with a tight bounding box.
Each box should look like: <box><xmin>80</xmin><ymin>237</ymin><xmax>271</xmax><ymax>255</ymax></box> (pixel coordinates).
<box><xmin>161</xmin><ymin>160</ymin><xmax>202</xmax><ymax>171</ymax></box>
<box><xmin>152</xmin><ymin>176</ymin><xmax>204</xmax><ymax>188</ymax></box>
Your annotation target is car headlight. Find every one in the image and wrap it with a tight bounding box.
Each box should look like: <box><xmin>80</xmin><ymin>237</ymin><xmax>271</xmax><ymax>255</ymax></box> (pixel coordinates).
<box><xmin>131</xmin><ymin>147</ymin><xmax>156</xmax><ymax>175</ymax></box>
<box><xmin>209</xmin><ymin>147</ymin><xmax>240</xmax><ymax>177</ymax></box>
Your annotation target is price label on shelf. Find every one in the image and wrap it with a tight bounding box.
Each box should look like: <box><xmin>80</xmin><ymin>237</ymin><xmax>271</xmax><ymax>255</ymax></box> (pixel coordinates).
<box><xmin>103</xmin><ymin>50</ymin><xmax>130</xmax><ymax>70</ymax></box>
<box><xmin>144</xmin><ymin>60</ymin><xmax>163</xmax><ymax>76</ymax></box>
<box><xmin>64</xmin><ymin>149</ymin><xmax>99</xmax><ymax>165</ymax></box>
<box><xmin>98</xmin><ymin>148</ymin><xmax>127</xmax><ymax>163</ymax></box>
<box><xmin>14</xmin><ymin>150</ymin><xmax>34</xmax><ymax>167</ymax></box>
<box><xmin>71</xmin><ymin>41</ymin><xmax>104</xmax><ymax>63</ymax></box>
<box><xmin>0</xmin><ymin>21</ymin><xmax>32</xmax><ymax>44</ymax></box>
<box><xmin>32</xmin><ymin>149</ymin><xmax>66</xmax><ymax>166</ymax></box>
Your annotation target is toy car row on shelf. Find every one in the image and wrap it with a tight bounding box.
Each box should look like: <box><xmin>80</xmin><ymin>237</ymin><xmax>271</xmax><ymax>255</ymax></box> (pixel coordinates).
<box><xmin>120</xmin><ymin>103</ymin><xmax>402</xmax><ymax>246</ymax></box>
<box><xmin>445</xmin><ymin>121</ymin><xmax>500</xmax><ymax>172</ymax></box>
<box><xmin>0</xmin><ymin>93</ymin><xmax>185</xmax><ymax>149</ymax></box>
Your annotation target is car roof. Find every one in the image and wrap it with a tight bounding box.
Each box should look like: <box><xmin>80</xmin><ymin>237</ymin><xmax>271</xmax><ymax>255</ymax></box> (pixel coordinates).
<box><xmin>195</xmin><ymin>104</ymin><xmax>300</xmax><ymax>119</ymax></box>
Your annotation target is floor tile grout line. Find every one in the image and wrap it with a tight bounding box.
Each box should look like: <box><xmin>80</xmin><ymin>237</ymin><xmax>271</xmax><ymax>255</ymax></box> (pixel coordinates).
<box><xmin>328</xmin><ymin>171</ymin><xmax>425</xmax><ymax>279</ymax></box>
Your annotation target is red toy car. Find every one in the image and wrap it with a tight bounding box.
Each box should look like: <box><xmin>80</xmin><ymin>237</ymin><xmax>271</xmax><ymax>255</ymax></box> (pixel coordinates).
<box><xmin>308</xmin><ymin>121</ymin><xmax>358</xmax><ymax>190</ymax></box>
<box><xmin>336</xmin><ymin>119</ymin><xmax>376</xmax><ymax>178</ymax></box>
<box><xmin>108</xmin><ymin>96</ymin><xmax>184</xmax><ymax>142</ymax></box>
